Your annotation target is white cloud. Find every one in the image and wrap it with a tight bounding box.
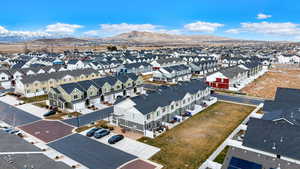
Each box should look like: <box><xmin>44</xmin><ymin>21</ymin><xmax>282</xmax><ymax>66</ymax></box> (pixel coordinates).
<box><xmin>0</xmin><ymin>23</ymin><xmax>83</xmax><ymax>40</ymax></box>
<box><xmin>226</xmin><ymin>22</ymin><xmax>300</xmax><ymax>36</ymax></box>
<box><xmin>84</xmin><ymin>23</ymin><xmax>181</xmax><ymax>37</ymax></box>
<box><xmin>225</xmin><ymin>29</ymin><xmax>241</xmax><ymax>34</ymax></box>
<box><xmin>45</xmin><ymin>23</ymin><xmax>83</xmax><ymax>34</ymax></box>
<box><xmin>0</xmin><ymin>25</ymin><xmax>50</xmax><ymax>38</ymax></box>
<box><xmin>183</xmin><ymin>21</ymin><xmax>224</xmax><ymax>33</ymax></box>
<box><xmin>256</xmin><ymin>13</ymin><xmax>272</xmax><ymax>20</ymax></box>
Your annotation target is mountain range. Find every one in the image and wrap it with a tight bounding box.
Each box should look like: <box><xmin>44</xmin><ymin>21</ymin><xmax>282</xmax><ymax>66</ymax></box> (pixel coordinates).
<box><xmin>0</xmin><ymin>31</ymin><xmax>235</xmax><ymax>45</ymax></box>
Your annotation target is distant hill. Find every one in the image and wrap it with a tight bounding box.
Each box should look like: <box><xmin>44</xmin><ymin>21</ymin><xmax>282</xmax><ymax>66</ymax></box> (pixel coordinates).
<box><xmin>101</xmin><ymin>31</ymin><xmax>233</xmax><ymax>44</ymax></box>
<box><xmin>32</xmin><ymin>37</ymin><xmax>89</xmax><ymax>44</ymax></box>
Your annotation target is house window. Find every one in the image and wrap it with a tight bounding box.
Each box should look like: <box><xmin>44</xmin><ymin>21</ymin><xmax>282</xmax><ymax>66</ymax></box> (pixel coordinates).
<box><xmin>171</xmin><ymin>105</ymin><xmax>174</xmax><ymax>110</ymax></box>
<box><xmin>147</xmin><ymin>114</ymin><xmax>150</xmax><ymax>120</ymax></box>
<box><xmin>74</xmin><ymin>95</ymin><xmax>78</xmax><ymax>99</ymax></box>
<box><xmin>157</xmin><ymin>112</ymin><xmax>160</xmax><ymax>116</ymax></box>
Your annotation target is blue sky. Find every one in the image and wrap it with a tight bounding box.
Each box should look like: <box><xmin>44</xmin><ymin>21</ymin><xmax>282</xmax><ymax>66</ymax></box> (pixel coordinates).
<box><xmin>0</xmin><ymin>0</ymin><xmax>299</xmax><ymax>41</ymax></box>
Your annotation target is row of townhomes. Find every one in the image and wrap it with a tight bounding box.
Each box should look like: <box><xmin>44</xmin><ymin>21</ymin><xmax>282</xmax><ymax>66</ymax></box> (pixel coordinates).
<box><xmin>0</xmin><ymin>65</ymin><xmax>67</xmax><ymax>88</ymax></box>
<box><xmin>116</xmin><ymin>62</ymin><xmax>152</xmax><ymax>75</ymax></box>
<box><xmin>113</xmin><ymin>79</ymin><xmax>213</xmax><ymax>137</ymax></box>
<box><xmin>152</xmin><ymin>64</ymin><xmax>192</xmax><ymax>83</ymax></box>
<box><xmin>15</xmin><ymin>68</ymin><xmax>100</xmax><ymax>97</ymax></box>
<box><xmin>189</xmin><ymin>60</ymin><xmax>219</xmax><ymax>75</ymax></box>
<box><xmin>206</xmin><ymin>61</ymin><xmax>264</xmax><ymax>90</ymax></box>
<box><xmin>48</xmin><ymin>73</ymin><xmax>144</xmax><ymax>111</ymax></box>
<box><xmin>221</xmin><ymin>88</ymin><xmax>300</xmax><ymax>169</ymax></box>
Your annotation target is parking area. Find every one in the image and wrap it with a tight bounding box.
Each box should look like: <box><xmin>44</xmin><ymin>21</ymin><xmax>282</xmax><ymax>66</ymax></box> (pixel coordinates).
<box><xmin>48</xmin><ymin>134</ymin><xmax>137</xmax><ymax>169</ymax></box>
<box><xmin>0</xmin><ymin>130</ymin><xmax>42</xmax><ymax>152</ymax></box>
<box><xmin>0</xmin><ymin>101</ymin><xmax>41</xmax><ymax>126</ymax></box>
<box><xmin>63</xmin><ymin>106</ymin><xmax>113</xmax><ymax>127</ymax></box>
<box><xmin>80</xmin><ymin>130</ymin><xmax>160</xmax><ymax>159</ymax></box>
<box><xmin>19</xmin><ymin>120</ymin><xmax>74</xmax><ymax>143</ymax></box>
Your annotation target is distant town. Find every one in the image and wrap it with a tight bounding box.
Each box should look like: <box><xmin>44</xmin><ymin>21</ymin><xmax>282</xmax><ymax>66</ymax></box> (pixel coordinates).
<box><xmin>0</xmin><ymin>40</ymin><xmax>299</xmax><ymax>169</ymax></box>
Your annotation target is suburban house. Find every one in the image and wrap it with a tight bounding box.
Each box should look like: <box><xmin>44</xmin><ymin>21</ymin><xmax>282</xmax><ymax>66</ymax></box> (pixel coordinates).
<box><xmin>48</xmin><ymin>73</ymin><xmax>144</xmax><ymax>111</ymax></box>
<box><xmin>188</xmin><ymin>60</ymin><xmax>219</xmax><ymax>76</ymax></box>
<box><xmin>151</xmin><ymin>58</ymin><xmax>185</xmax><ymax>70</ymax></box>
<box><xmin>0</xmin><ymin>70</ymin><xmax>12</xmax><ymax>89</ymax></box>
<box><xmin>238</xmin><ymin>61</ymin><xmax>263</xmax><ymax>78</ymax></box>
<box><xmin>152</xmin><ymin>64</ymin><xmax>192</xmax><ymax>83</ymax></box>
<box><xmin>113</xmin><ymin>79</ymin><xmax>212</xmax><ymax>136</ymax></box>
<box><xmin>66</xmin><ymin>60</ymin><xmax>86</xmax><ymax>70</ymax></box>
<box><xmin>116</xmin><ymin>62</ymin><xmax>152</xmax><ymax>75</ymax></box>
<box><xmin>15</xmin><ymin>68</ymin><xmax>100</xmax><ymax>97</ymax></box>
<box><xmin>221</xmin><ymin>88</ymin><xmax>300</xmax><ymax>169</ymax></box>
<box><xmin>206</xmin><ymin>66</ymin><xmax>248</xmax><ymax>89</ymax></box>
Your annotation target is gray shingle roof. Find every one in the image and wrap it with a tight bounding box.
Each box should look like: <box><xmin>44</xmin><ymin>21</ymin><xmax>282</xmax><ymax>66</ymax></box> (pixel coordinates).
<box><xmin>129</xmin><ymin>79</ymin><xmax>208</xmax><ymax>115</ymax></box>
<box><xmin>243</xmin><ymin>118</ymin><xmax>300</xmax><ymax>161</ymax></box>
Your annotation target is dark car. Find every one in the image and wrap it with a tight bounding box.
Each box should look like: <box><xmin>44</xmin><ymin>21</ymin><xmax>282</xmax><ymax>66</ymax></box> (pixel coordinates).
<box><xmin>86</xmin><ymin>128</ymin><xmax>100</xmax><ymax>137</ymax></box>
<box><xmin>43</xmin><ymin>110</ymin><xmax>56</xmax><ymax>117</ymax></box>
<box><xmin>108</xmin><ymin>134</ymin><xmax>124</xmax><ymax>144</ymax></box>
<box><xmin>94</xmin><ymin>129</ymin><xmax>110</xmax><ymax>139</ymax></box>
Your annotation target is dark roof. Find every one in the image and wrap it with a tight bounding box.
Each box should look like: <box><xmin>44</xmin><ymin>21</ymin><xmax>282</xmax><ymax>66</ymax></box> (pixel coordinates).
<box><xmin>262</xmin><ymin>87</ymin><xmax>300</xmax><ymax>126</ymax></box>
<box><xmin>274</xmin><ymin>88</ymin><xmax>300</xmax><ymax>104</ymax></box>
<box><xmin>77</xmin><ymin>80</ymin><xmax>98</xmax><ymax>90</ymax></box>
<box><xmin>128</xmin><ymin>79</ymin><xmax>209</xmax><ymax>115</ymax></box>
<box><xmin>220</xmin><ymin>66</ymin><xmax>248</xmax><ymax>78</ymax></box>
<box><xmin>60</xmin><ymin>83</ymin><xmax>85</xmax><ymax>94</ymax></box>
<box><xmin>243</xmin><ymin>118</ymin><xmax>300</xmax><ymax>161</ymax></box>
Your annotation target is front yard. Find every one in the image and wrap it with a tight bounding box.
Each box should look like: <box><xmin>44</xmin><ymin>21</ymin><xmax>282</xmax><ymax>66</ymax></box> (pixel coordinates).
<box><xmin>138</xmin><ymin>102</ymin><xmax>255</xmax><ymax>169</ymax></box>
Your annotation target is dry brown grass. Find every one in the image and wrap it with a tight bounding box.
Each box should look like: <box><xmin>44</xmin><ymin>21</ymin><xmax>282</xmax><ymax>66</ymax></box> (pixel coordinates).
<box><xmin>138</xmin><ymin>102</ymin><xmax>255</xmax><ymax>169</ymax></box>
<box><xmin>241</xmin><ymin>67</ymin><xmax>300</xmax><ymax>99</ymax></box>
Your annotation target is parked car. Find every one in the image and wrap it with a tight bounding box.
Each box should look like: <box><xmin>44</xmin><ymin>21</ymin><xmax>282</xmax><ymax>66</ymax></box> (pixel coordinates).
<box><xmin>3</xmin><ymin>128</ymin><xmax>13</xmax><ymax>133</ymax></box>
<box><xmin>43</xmin><ymin>110</ymin><xmax>56</xmax><ymax>117</ymax></box>
<box><xmin>108</xmin><ymin>134</ymin><xmax>124</xmax><ymax>144</ymax></box>
<box><xmin>182</xmin><ymin>112</ymin><xmax>192</xmax><ymax>117</ymax></box>
<box><xmin>86</xmin><ymin>128</ymin><xmax>100</xmax><ymax>137</ymax></box>
<box><xmin>0</xmin><ymin>92</ymin><xmax>6</xmax><ymax>97</ymax></box>
<box><xmin>94</xmin><ymin>129</ymin><xmax>110</xmax><ymax>139</ymax></box>
<box><xmin>9</xmin><ymin>129</ymin><xmax>19</xmax><ymax>135</ymax></box>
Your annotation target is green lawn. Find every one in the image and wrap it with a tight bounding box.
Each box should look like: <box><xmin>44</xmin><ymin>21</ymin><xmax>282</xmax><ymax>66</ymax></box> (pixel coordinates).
<box><xmin>138</xmin><ymin>102</ymin><xmax>255</xmax><ymax>169</ymax></box>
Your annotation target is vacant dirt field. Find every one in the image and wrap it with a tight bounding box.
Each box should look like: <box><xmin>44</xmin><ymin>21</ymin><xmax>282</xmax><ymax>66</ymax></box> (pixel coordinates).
<box><xmin>242</xmin><ymin>67</ymin><xmax>300</xmax><ymax>99</ymax></box>
<box><xmin>138</xmin><ymin>102</ymin><xmax>255</xmax><ymax>169</ymax></box>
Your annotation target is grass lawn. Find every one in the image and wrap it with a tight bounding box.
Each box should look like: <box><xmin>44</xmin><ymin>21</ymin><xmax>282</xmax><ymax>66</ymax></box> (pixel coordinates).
<box><xmin>214</xmin><ymin>146</ymin><xmax>229</xmax><ymax>164</ymax></box>
<box><xmin>138</xmin><ymin>102</ymin><xmax>255</xmax><ymax>169</ymax></box>
<box><xmin>19</xmin><ymin>95</ymin><xmax>48</xmax><ymax>103</ymax></box>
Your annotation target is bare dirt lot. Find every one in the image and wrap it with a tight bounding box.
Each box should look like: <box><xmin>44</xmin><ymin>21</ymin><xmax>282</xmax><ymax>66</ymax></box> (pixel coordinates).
<box><xmin>242</xmin><ymin>66</ymin><xmax>300</xmax><ymax>99</ymax></box>
<box><xmin>138</xmin><ymin>102</ymin><xmax>255</xmax><ymax>169</ymax></box>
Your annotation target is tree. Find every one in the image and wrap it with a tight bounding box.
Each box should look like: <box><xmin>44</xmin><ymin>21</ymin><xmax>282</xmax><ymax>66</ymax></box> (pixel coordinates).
<box><xmin>107</xmin><ymin>45</ymin><xmax>117</xmax><ymax>51</ymax></box>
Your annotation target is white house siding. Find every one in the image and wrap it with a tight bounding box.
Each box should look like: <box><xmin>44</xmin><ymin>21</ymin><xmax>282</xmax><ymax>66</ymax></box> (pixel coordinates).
<box><xmin>90</xmin><ymin>98</ymin><xmax>100</xmax><ymax>105</ymax></box>
<box><xmin>73</xmin><ymin>102</ymin><xmax>85</xmax><ymax>111</ymax></box>
<box><xmin>1</xmin><ymin>81</ymin><xmax>11</xmax><ymax>89</ymax></box>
